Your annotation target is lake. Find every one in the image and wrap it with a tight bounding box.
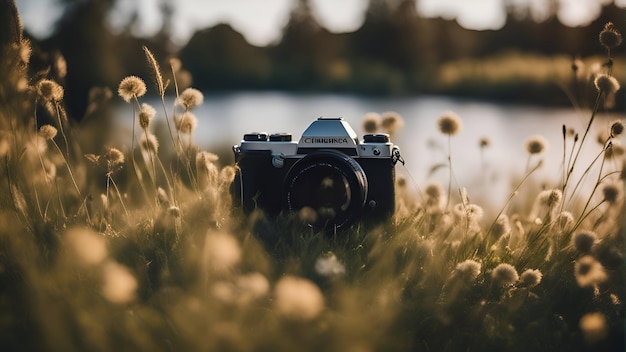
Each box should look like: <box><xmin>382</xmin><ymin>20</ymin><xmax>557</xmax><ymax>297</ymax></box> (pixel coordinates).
<box><xmin>116</xmin><ymin>92</ymin><xmax>625</xmax><ymax>208</ymax></box>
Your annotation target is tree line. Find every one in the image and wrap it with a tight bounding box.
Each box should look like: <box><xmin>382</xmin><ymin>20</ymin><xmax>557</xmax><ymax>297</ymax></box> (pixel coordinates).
<box><xmin>11</xmin><ymin>0</ymin><xmax>626</xmax><ymax>118</ymax></box>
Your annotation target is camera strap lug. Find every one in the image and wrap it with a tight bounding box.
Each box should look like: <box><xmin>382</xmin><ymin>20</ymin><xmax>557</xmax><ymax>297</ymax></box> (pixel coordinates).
<box><xmin>392</xmin><ymin>148</ymin><xmax>405</xmax><ymax>166</ymax></box>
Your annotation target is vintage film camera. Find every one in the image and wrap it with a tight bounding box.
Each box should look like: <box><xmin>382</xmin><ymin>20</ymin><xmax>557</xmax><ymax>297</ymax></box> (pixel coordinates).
<box><xmin>232</xmin><ymin>117</ymin><xmax>403</xmax><ymax>230</ymax></box>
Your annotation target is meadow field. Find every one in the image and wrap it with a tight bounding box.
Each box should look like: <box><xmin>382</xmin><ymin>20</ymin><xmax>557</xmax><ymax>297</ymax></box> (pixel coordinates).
<box><xmin>0</xmin><ymin>20</ymin><xmax>624</xmax><ymax>352</ymax></box>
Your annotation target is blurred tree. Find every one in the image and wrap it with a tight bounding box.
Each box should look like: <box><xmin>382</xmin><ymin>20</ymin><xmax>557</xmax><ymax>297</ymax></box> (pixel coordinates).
<box><xmin>179</xmin><ymin>23</ymin><xmax>271</xmax><ymax>91</ymax></box>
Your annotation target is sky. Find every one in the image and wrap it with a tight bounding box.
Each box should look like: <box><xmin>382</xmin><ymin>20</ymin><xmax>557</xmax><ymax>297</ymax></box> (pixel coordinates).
<box><xmin>15</xmin><ymin>0</ymin><xmax>626</xmax><ymax>47</ymax></box>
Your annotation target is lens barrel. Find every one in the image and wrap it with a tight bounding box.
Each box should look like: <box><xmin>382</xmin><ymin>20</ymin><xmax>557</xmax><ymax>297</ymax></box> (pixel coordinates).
<box><xmin>285</xmin><ymin>150</ymin><xmax>368</xmax><ymax>230</ymax></box>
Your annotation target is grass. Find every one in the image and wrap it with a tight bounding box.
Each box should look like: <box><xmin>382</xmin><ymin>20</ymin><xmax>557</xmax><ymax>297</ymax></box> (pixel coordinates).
<box><xmin>0</xmin><ymin>24</ymin><xmax>624</xmax><ymax>352</ymax></box>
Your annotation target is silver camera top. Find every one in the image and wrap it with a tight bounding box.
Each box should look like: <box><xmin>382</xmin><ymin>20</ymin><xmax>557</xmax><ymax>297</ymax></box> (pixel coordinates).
<box><xmin>236</xmin><ymin>117</ymin><xmax>400</xmax><ymax>164</ymax></box>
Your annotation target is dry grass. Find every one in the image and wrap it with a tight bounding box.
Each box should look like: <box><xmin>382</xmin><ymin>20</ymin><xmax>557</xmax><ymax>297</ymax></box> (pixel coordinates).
<box><xmin>0</xmin><ymin>25</ymin><xmax>624</xmax><ymax>352</ymax></box>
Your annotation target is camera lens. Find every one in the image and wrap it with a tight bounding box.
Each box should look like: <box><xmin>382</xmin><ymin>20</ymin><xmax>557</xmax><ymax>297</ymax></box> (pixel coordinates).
<box><xmin>285</xmin><ymin>151</ymin><xmax>368</xmax><ymax>230</ymax></box>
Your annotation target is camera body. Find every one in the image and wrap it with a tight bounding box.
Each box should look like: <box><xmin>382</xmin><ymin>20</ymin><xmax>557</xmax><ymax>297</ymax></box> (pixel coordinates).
<box><xmin>232</xmin><ymin>117</ymin><xmax>402</xmax><ymax>230</ymax></box>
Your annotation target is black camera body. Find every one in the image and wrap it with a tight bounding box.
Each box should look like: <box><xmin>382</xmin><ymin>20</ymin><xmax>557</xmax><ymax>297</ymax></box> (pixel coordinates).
<box><xmin>232</xmin><ymin>117</ymin><xmax>402</xmax><ymax>230</ymax></box>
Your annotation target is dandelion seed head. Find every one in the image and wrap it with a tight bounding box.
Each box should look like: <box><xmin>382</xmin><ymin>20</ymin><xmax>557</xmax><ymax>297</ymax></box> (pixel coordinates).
<box><xmin>118</xmin><ymin>75</ymin><xmax>147</xmax><ymax>103</ymax></box>
<box><xmin>524</xmin><ymin>135</ymin><xmax>548</xmax><ymax>155</ymax></box>
<box><xmin>437</xmin><ymin>111</ymin><xmax>462</xmax><ymax>136</ymax></box>
<box><xmin>104</xmin><ymin>147</ymin><xmax>124</xmax><ymax>170</ymax></box>
<box><xmin>236</xmin><ymin>272</ymin><xmax>270</xmax><ymax>304</ymax></box>
<box><xmin>169</xmin><ymin>57</ymin><xmax>182</xmax><ymax>72</ymax></box>
<box><xmin>479</xmin><ymin>137</ymin><xmax>490</xmax><ymax>148</ymax></box>
<box><xmin>538</xmin><ymin>189</ymin><xmax>562</xmax><ymax>208</ymax></box>
<box><xmin>610</xmin><ymin>119</ymin><xmax>624</xmax><ymax>137</ymax></box>
<box><xmin>492</xmin><ymin>214</ymin><xmax>511</xmax><ymax>238</ymax></box>
<box><xmin>298</xmin><ymin>206</ymin><xmax>318</xmax><ymax>224</ymax></box>
<box><xmin>38</xmin><ymin>125</ymin><xmax>58</xmax><ymax>140</ymax></box>
<box><xmin>594</xmin><ymin>74</ymin><xmax>620</xmax><ymax>95</ymax></box>
<box><xmin>202</xmin><ymin>232</ymin><xmax>241</xmax><ymax>273</ymax></box>
<box><xmin>601</xmin><ymin>182</ymin><xmax>622</xmax><ymax>204</ymax></box>
<box><xmin>491</xmin><ymin>263</ymin><xmax>519</xmax><ymax>286</ymax></box>
<box><xmin>574</xmin><ymin>255</ymin><xmax>608</xmax><ymax>288</ymax></box>
<box><xmin>315</xmin><ymin>252</ymin><xmax>346</xmax><ymax>277</ymax></box>
<box><xmin>362</xmin><ymin>112</ymin><xmax>381</xmax><ymax>133</ymax></box>
<box><xmin>573</xmin><ymin>231</ymin><xmax>597</xmax><ymax>253</ymax></box>
<box><xmin>425</xmin><ymin>181</ymin><xmax>444</xmax><ymax>200</ymax></box>
<box><xmin>519</xmin><ymin>269</ymin><xmax>542</xmax><ymax>288</ymax></box>
<box><xmin>454</xmin><ymin>259</ymin><xmax>481</xmax><ymax>280</ymax></box>
<box><xmin>138</xmin><ymin>103</ymin><xmax>156</xmax><ymax>129</ymax></box>
<box><xmin>599</xmin><ymin>22</ymin><xmax>622</xmax><ymax>49</ymax></box>
<box><xmin>65</xmin><ymin>227</ymin><xmax>108</xmax><ymax>266</ymax></box>
<box><xmin>381</xmin><ymin>111</ymin><xmax>404</xmax><ymax>135</ymax></box>
<box><xmin>37</xmin><ymin>79</ymin><xmax>64</xmax><ymax>102</ymax></box>
<box><xmin>177</xmin><ymin>88</ymin><xmax>204</xmax><ymax>110</ymax></box>
<box><xmin>580</xmin><ymin>312</ymin><xmax>608</xmax><ymax>344</ymax></box>
<box><xmin>140</xmin><ymin>133</ymin><xmax>159</xmax><ymax>154</ymax></box>
<box><xmin>274</xmin><ymin>275</ymin><xmax>325</xmax><ymax>320</ymax></box>
<box><xmin>175</xmin><ymin>111</ymin><xmax>198</xmax><ymax>134</ymax></box>
<box><xmin>101</xmin><ymin>261</ymin><xmax>138</xmax><ymax>304</ymax></box>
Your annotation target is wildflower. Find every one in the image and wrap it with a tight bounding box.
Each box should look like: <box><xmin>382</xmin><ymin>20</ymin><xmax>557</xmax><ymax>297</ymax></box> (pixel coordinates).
<box><xmin>519</xmin><ymin>269</ymin><xmax>542</xmax><ymax>288</ymax></box>
<box><xmin>524</xmin><ymin>135</ymin><xmax>548</xmax><ymax>155</ymax></box>
<box><xmin>38</xmin><ymin>125</ymin><xmax>58</xmax><ymax>140</ymax></box>
<box><xmin>236</xmin><ymin>272</ymin><xmax>270</xmax><ymax>304</ymax></box>
<box><xmin>538</xmin><ymin>189</ymin><xmax>562</xmax><ymax>208</ymax></box>
<box><xmin>574</xmin><ymin>255</ymin><xmax>607</xmax><ymax>287</ymax></box>
<box><xmin>573</xmin><ymin>231</ymin><xmax>597</xmax><ymax>253</ymax></box>
<box><xmin>140</xmin><ymin>133</ymin><xmax>159</xmax><ymax>153</ymax></box>
<box><xmin>609</xmin><ymin>119</ymin><xmax>624</xmax><ymax>137</ymax></box>
<box><xmin>299</xmin><ymin>206</ymin><xmax>318</xmax><ymax>224</ymax></box>
<box><xmin>479</xmin><ymin>137</ymin><xmax>490</xmax><ymax>148</ymax></box>
<box><xmin>599</xmin><ymin>22</ymin><xmax>622</xmax><ymax>49</ymax></box>
<box><xmin>454</xmin><ymin>259</ymin><xmax>481</xmax><ymax>281</ymax></box>
<box><xmin>362</xmin><ymin>112</ymin><xmax>381</xmax><ymax>133</ymax></box>
<box><xmin>175</xmin><ymin>111</ymin><xmax>198</xmax><ymax>134</ymax></box>
<box><xmin>491</xmin><ymin>263</ymin><xmax>519</xmax><ymax>286</ymax></box>
<box><xmin>580</xmin><ymin>312</ymin><xmax>608</xmax><ymax>344</ymax></box>
<box><xmin>381</xmin><ymin>111</ymin><xmax>403</xmax><ymax>135</ymax></box>
<box><xmin>177</xmin><ymin>88</ymin><xmax>204</xmax><ymax>110</ymax></box>
<box><xmin>104</xmin><ymin>147</ymin><xmax>124</xmax><ymax>171</ymax></box>
<box><xmin>437</xmin><ymin>111</ymin><xmax>462</xmax><ymax>136</ymax></box>
<box><xmin>196</xmin><ymin>150</ymin><xmax>219</xmax><ymax>166</ymax></box>
<box><xmin>138</xmin><ymin>103</ymin><xmax>156</xmax><ymax>129</ymax></box>
<box><xmin>424</xmin><ymin>182</ymin><xmax>445</xmax><ymax>211</ymax></box>
<box><xmin>65</xmin><ymin>227</ymin><xmax>108</xmax><ymax>266</ymax></box>
<box><xmin>118</xmin><ymin>75</ymin><xmax>147</xmax><ymax>103</ymax></box>
<box><xmin>491</xmin><ymin>214</ymin><xmax>511</xmax><ymax>239</ymax></box>
<box><xmin>196</xmin><ymin>151</ymin><xmax>219</xmax><ymax>173</ymax></box>
<box><xmin>593</xmin><ymin>74</ymin><xmax>620</xmax><ymax>95</ymax></box>
<box><xmin>37</xmin><ymin>79</ymin><xmax>64</xmax><ymax>102</ymax></box>
<box><xmin>601</xmin><ymin>182</ymin><xmax>622</xmax><ymax>204</ymax></box>
<box><xmin>453</xmin><ymin>203</ymin><xmax>484</xmax><ymax>223</ymax></box>
<box><xmin>202</xmin><ymin>232</ymin><xmax>241</xmax><ymax>273</ymax></box>
<box><xmin>314</xmin><ymin>252</ymin><xmax>346</xmax><ymax>277</ymax></box>
<box><xmin>101</xmin><ymin>261</ymin><xmax>138</xmax><ymax>304</ymax></box>
<box><xmin>274</xmin><ymin>275</ymin><xmax>325</xmax><ymax>320</ymax></box>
